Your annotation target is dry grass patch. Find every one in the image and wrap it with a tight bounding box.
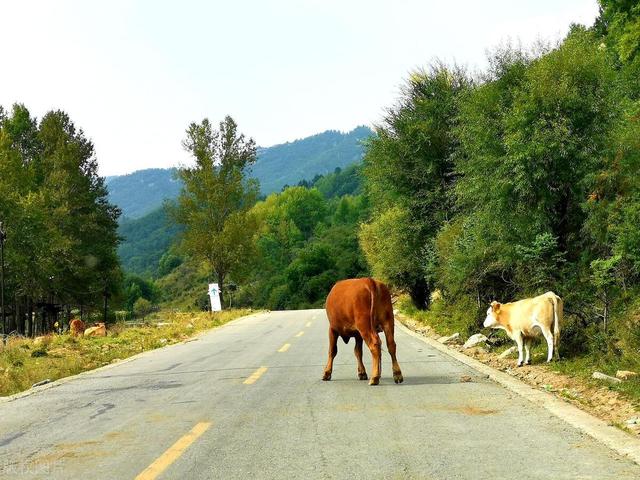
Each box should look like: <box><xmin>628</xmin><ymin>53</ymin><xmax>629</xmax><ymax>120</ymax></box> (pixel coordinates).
<box><xmin>0</xmin><ymin>309</ymin><xmax>253</xmax><ymax>397</ymax></box>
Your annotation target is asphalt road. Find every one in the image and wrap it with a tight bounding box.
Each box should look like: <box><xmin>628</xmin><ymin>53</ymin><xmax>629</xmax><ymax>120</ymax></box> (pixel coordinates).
<box><xmin>1</xmin><ymin>309</ymin><xmax>640</xmax><ymax>479</ymax></box>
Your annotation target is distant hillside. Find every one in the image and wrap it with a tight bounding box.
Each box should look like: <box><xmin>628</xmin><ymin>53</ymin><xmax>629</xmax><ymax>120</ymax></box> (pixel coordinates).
<box><xmin>299</xmin><ymin>163</ymin><xmax>363</xmax><ymax>199</ymax></box>
<box><xmin>117</xmin><ymin>207</ymin><xmax>181</xmax><ymax>276</ymax></box>
<box><xmin>106</xmin><ymin>126</ymin><xmax>372</xmax><ymax>219</ymax></box>
<box><xmin>252</xmin><ymin>126</ymin><xmax>372</xmax><ymax>194</ymax></box>
<box><xmin>106</xmin><ymin>168</ymin><xmax>181</xmax><ymax>220</ymax></box>
<box><xmin>118</xmin><ymin>162</ymin><xmax>365</xmax><ymax>277</ymax></box>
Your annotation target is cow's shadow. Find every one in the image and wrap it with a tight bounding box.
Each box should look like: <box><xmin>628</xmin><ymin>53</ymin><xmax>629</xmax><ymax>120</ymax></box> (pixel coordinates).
<box><xmin>330</xmin><ymin>375</ymin><xmax>469</xmax><ymax>386</ymax></box>
<box><xmin>388</xmin><ymin>375</ymin><xmax>479</xmax><ymax>386</ymax></box>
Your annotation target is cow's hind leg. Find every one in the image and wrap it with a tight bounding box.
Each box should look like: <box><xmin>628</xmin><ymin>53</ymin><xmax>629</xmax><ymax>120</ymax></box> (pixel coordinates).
<box><xmin>322</xmin><ymin>327</ymin><xmax>339</xmax><ymax>381</ymax></box>
<box><xmin>515</xmin><ymin>333</ymin><xmax>525</xmax><ymax>367</ymax></box>
<box><xmin>382</xmin><ymin>322</ymin><xmax>403</xmax><ymax>384</ymax></box>
<box><xmin>364</xmin><ymin>330</ymin><xmax>382</xmax><ymax>386</ymax></box>
<box><xmin>524</xmin><ymin>338</ymin><xmax>532</xmax><ymax>365</ymax></box>
<box><xmin>542</xmin><ymin>327</ymin><xmax>554</xmax><ymax>362</ymax></box>
<box><xmin>354</xmin><ymin>333</ymin><xmax>368</xmax><ymax>380</ymax></box>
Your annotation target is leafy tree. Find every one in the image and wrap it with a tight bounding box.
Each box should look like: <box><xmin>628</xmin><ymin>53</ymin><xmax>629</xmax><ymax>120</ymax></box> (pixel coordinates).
<box><xmin>312</xmin><ymin>164</ymin><xmax>364</xmax><ymax>198</ymax></box>
<box><xmin>133</xmin><ymin>297</ymin><xmax>153</xmax><ymax>319</ymax></box>
<box><xmin>597</xmin><ymin>0</ymin><xmax>640</xmax><ymax>64</ymax></box>
<box><xmin>122</xmin><ymin>274</ymin><xmax>159</xmax><ymax>311</ymax></box>
<box><xmin>170</xmin><ymin>116</ymin><xmax>259</xmax><ymax>306</ymax></box>
<box><xmin>444</xmin><ymin>30</ymin><xmax>622</xmax><ymax>306</ymax></box>
<box><xmin>158</xmin><ymin>251</ymin><xmax>183</xmax><ymax>277</ymax></box>
<box><xmin>359</xmin><ymin>204</ymin><xmax>423</xmax><ymax>282</ymax></box>
<box><xmin>236</xmin><ymin>177</ymin><xmax>369</xmax><ymax>310</ymax></box>
<box><xmin>361</xmin><ymin>64</ymin><xmax>469</xmax><ymax>307</ymax></box>
<box><xmin>0</xmin><ymin>104</ymin><xmax>120</xmax><ymax>333</ymax></box>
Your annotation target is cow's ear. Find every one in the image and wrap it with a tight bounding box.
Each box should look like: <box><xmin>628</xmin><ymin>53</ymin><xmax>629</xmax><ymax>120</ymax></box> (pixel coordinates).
<box><xmin>491</xmin><ymin>301</ymin><xmax>501</xmax><ymax>312</ymax></box>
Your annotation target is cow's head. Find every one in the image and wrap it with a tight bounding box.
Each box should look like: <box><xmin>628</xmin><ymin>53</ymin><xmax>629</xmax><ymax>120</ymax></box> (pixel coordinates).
<box><xmin>483</xmin><ymin>301</ymin><xmax>501</xmax><ymax>328</ymax></box>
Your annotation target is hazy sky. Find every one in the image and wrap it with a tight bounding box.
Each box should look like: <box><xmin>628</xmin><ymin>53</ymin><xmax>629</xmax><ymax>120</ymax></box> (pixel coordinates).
<box><xmin>1</xmin><ymin>1</ymin><xmax>599</xmax><ymax>176</ymax></box>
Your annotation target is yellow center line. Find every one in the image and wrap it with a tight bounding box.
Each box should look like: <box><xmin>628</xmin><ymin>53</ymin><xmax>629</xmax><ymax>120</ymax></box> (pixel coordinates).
<box><xmin>295</xmin><ymin>331</ymin><xmax>305</xmax><ymax>337</ymax></box>
<box><xmin>305</xmin><ymin>321</ymin><xmax>312</xmax><ymax>327</ymax></box>
<box><xmin>135</xmin><ymin>421</ymin><xmax>212</xmax><ymax>480</ymax></box>
<box><xmin>278</xmin><ymin>343</ymin><xmax>291</xmax><ymax>352</ymax></box>
<box><xmin>243</xmin><ymin>366</ymin><xmax>268</xmax><ymax>384</ymax></box>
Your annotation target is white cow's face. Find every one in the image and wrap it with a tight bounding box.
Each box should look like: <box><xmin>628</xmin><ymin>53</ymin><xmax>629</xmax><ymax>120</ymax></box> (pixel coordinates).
<box><xmin>483</xmin><ymin>302</ymin><xmax>500</xmax><ymax>328</ymax></box>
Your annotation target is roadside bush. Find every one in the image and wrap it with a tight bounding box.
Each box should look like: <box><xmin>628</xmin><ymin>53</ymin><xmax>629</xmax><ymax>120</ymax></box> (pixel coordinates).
<box><xmin>133</xmin><ymin>298</ymin><xmax>154</xmax><ymax>319</ymax></box>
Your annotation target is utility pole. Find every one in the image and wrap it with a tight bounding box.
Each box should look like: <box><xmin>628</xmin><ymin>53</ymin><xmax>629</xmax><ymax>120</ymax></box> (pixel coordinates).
<box><xmin>0</xmin><ymin>221</ymin><xmax>6</xmax><ymax>338</ymax></box>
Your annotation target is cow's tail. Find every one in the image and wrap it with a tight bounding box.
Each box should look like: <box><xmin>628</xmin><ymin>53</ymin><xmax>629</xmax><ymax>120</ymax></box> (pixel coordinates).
<box><xmin>550</xmin><ymin>292</ymin><xmax>562</xmax><ymax>360</ymax></box>
<box><xmin>366</xmin><ymin>277</ymin><xmax>377</xmax><ymax>334</ymax></box>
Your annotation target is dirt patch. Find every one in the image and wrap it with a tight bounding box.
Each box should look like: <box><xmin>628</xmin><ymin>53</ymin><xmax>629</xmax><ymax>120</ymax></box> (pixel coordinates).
<box><xmin>55</xmin><ymin>440</ymin><xmax>101</xmax><ymax>450</ymax></box>
<box><xmin>457</xmin><ymin>406</ymin><xmax>497</xmax><ymax>416</ymax></box>
<box><xmin>399</xmin><ymin>314</ymin><xmax>640</xmax><ymax>436</ymax></box>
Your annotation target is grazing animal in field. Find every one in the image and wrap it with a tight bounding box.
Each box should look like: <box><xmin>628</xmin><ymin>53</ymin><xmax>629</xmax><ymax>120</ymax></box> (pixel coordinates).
<box><xmin>483</xmin><ymin>291</ymin><xmax>562</xmax><ymax>366</ymax></box>
<box><xmin>84</xmin><ymin>322</ymin><xmax>107</xmax><ymax>337</ymax></box>
<box><xmin>323</xmin><ymin>278</ymin><xmax>403</xmax><ymax>386</ymax></box>
<box><xmin>69</xmin><ymin>318</ymin><xmax>86</xmax><ymax>337</ymax></box>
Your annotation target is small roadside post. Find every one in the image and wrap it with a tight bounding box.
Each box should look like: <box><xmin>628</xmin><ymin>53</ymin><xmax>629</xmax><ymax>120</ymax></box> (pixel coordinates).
<box><xmin>208</xmin><ymin>283</ymin><xmax>222</xmax><ymax>312</ymax></box>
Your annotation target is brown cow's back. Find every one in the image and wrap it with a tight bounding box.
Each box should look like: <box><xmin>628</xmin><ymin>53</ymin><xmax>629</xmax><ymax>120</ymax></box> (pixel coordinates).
<box><xmin>327</xmin><ymin>279</ymin><xmax>395</xmax><ymax>333</ymax></box>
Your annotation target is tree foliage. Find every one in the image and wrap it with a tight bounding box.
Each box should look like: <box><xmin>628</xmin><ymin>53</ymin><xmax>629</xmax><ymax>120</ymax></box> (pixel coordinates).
<box><xmin>359</xmin><ymin>21</ymin><xmax>640</xmax><ymax>361</ymax></box>
<box><xmin>169</xmin><ymin>116</ymin><xmax>259</xmax><ymax>306</ymax></box>
<box><xmin>237</xmin><ymin>176</ymin><xmax>370</xmax><ymax>310</ymax></box>
<box><xmin>361</xmin><ymin>64</ymin><xmax>470</xmax><ymax>307</ymax></box>
<box><xmin>0</xmin><ymin>104</ymin><xmax>120</xmax><ymax>333</ymax></box>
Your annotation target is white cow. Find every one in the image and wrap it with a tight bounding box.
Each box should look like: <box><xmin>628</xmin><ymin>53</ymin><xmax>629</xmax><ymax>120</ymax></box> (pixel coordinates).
<box><xmin>483</xmin><ymin>291</ymin><xmax>562</xmax><ymax>366</ymax></box>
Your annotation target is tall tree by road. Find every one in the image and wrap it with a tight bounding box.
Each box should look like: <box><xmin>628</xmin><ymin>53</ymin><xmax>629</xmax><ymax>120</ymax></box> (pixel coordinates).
<box><xmin>360</xmin><ymin>65</ymin><xmax>469</xmax><ymax>308</ymax></box>
<box><xmin>170</xmin><ymin>116</ymin><xmax>259</xmax><ymax>307</ymax></box>
<box><xmin>0</xmin><ymin>104</ymin><xmax>121</xmax><ymax>333</ymax></box>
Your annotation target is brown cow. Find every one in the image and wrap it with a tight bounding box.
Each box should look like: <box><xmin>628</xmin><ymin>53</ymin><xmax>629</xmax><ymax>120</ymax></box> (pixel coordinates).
<box><xmin>69</xmin><ymin>318</ymin><xmax>86</xmax><ymax>337</ymax></box>
<box><xmin>323</xmin><ymin>278</ymin><xmax>403</xmax><ymax>386</ymax></box>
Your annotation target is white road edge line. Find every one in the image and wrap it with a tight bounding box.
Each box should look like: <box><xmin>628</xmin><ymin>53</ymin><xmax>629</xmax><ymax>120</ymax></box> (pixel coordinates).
<box><xmin>396</xmin><ymin>320</ymin><xmax>640</xmax><ymax>465</ymax></box>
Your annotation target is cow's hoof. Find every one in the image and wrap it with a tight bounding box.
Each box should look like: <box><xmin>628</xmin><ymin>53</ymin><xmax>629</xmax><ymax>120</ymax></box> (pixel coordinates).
<box><xmin>369</xmin><ymin>377</ymin><xmax>380</xmax><ymax>386</ymax></box>
<box><xmin>394</xmin><ymin>373</ymin><xmax>404</xmax><ymax>384</ymax></box>
<box><xmin>525</xmin><ymin>360</ymin><xmax>531</xmax><ymax>366</ymax></box>
<box><xmin>358</xmin><ymin>372</ymin><xmax>368</xmax><ymax>380</ymax></box>
<box><xmin>516</xmin><ymin>362</ymin><xmax>523</xmax><ymax>367</ymax></box>
<box><xmin>322</xmin><ymin>372</ymin><xmax>331</xmax><ymax>381</ymax></box>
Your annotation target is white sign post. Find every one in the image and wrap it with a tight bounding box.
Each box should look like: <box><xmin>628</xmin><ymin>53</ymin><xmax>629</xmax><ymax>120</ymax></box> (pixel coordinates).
<box><xmin>208</xmin><ymin>283</ymin><xmax>222</xmax><ymax>312</ymax></box>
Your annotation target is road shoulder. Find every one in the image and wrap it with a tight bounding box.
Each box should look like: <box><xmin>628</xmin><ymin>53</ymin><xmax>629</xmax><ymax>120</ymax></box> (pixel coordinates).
<box><xmin>396</xmin><ymin>319</ymin><xmax>640</xmax><ymax>465</ymax></box>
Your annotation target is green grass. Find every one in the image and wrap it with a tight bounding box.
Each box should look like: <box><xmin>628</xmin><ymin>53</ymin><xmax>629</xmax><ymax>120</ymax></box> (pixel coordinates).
<box><xmin>550</xmin><ymin>355</ymin><xmax>640</xmax><ymax>404</ymax></box>
<box><xmin>0</xmin><ymin>309</ymin><xmax>252</xmax><ymax>397</ymax></box>
<box><xmin>398</xmin><ymin>295</ymin><xmax>479</xmax><ymax>337</ymax></box>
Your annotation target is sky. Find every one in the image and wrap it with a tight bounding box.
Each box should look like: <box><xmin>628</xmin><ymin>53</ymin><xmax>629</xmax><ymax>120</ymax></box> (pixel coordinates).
<box><xmin>0</xmin><ymin>1</ymin><xmax>599</xmax><ymax>176</ymax></box>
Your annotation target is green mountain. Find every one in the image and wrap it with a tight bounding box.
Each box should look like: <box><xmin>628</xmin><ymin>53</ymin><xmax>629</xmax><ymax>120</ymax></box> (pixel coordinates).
<box><xmin>111</xmin><ymin>126</ymin><xmax>372</xmax><ymax>277</ymax></box>
<box><xmin>106</xmin><ymin>168</ymin><xmax>181</xmax><ymax>220</ymax></box>
<box><xmin>117</xmin><ymin>207</ymin><xmax>181</xmax><ymax>276</ymax></box>
<box><xmin>117</xmin><ymin>162</ymin><xmax>366</xmax><ymax>277</ymax></box>
<box><xmin>251</xmin><ymin>126</ymin><xmax>372</xmax><ymax>194</ymax></box>
<box><xmin>106</xmin><ymin>126</ymin><xmax>372</xmax><ymax>219</ymax></box>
